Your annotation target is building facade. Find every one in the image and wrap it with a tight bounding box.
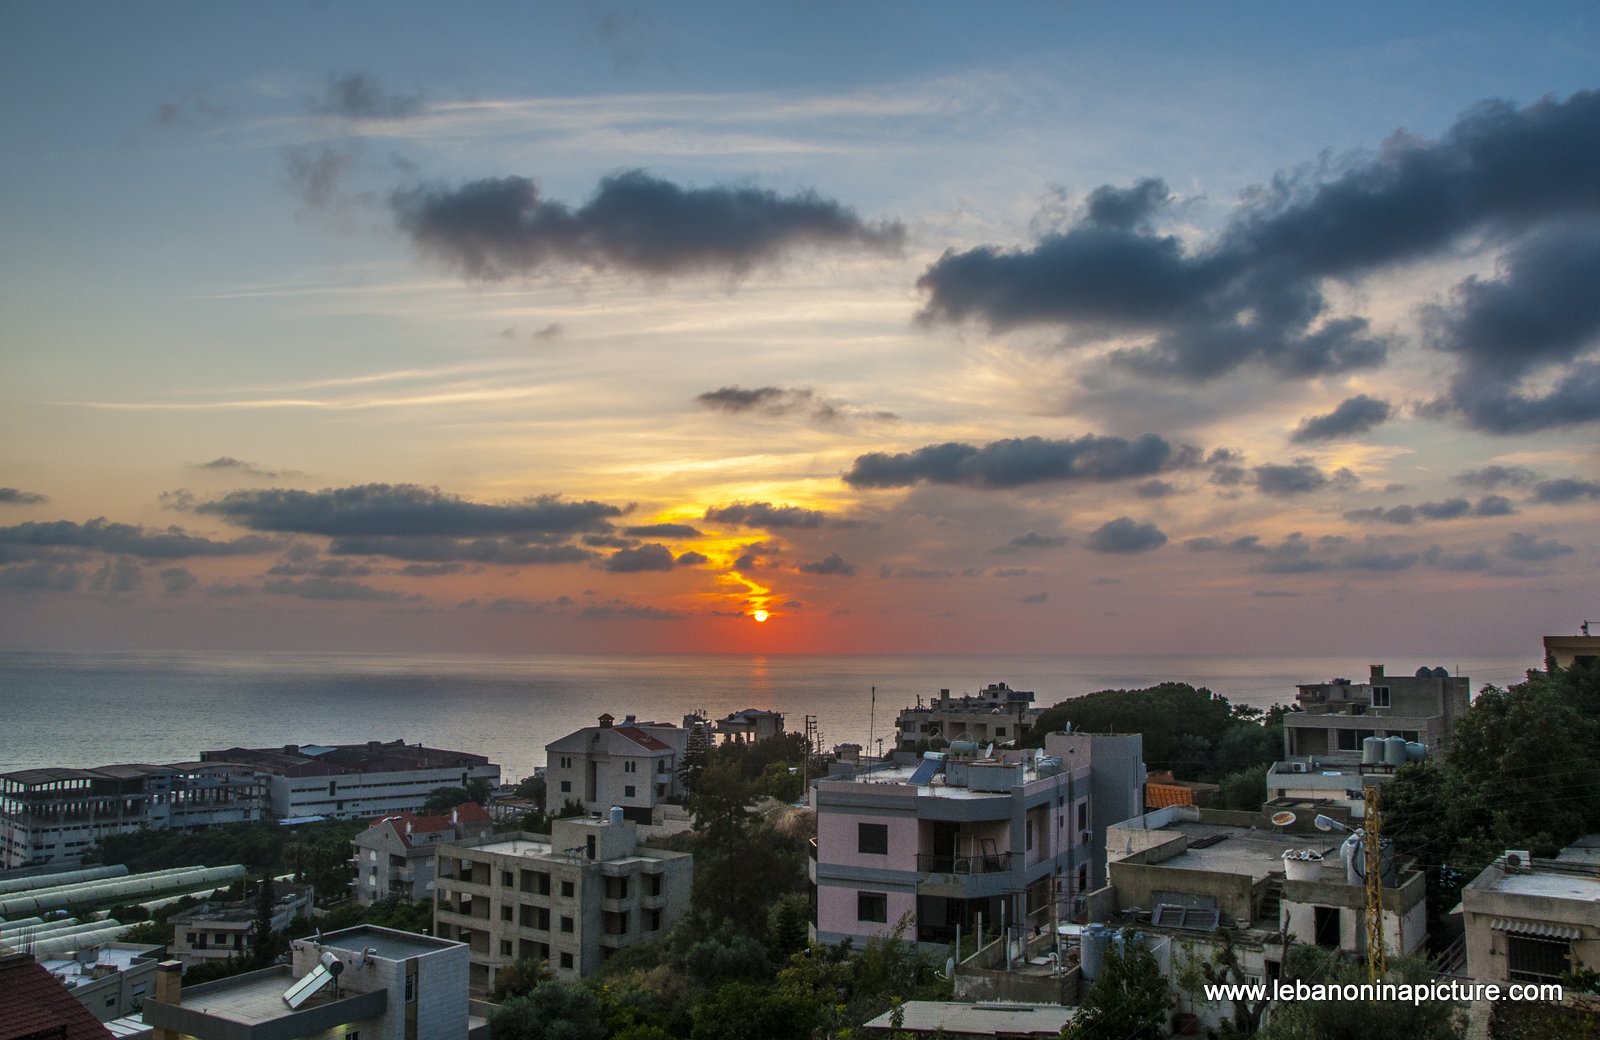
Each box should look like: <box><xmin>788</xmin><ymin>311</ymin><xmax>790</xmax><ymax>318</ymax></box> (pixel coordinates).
<box><xmin>351</xmin><ymin>804</ymin><xmax>494</xmax><ymax>905</ymax></box>
<box><xmin>143</xmin><ymin>925</ymin><xmax>474</xmax><ymax>1040</ymax></box>
<box><xmin>894</xmin><ymin>682</ymin><xmax>1044</xmax><ymax>752</ymax></box>
<box><xmin>811</xmin><ymin>732</ymin><xmax>1143</xmax><ymax>950</ymax></box>
<box><xmin>0</xmin><ymin>763</ymin><xmax>266</xmax><ymax>870</ymax></box>
<box><xmin>169</xmin><ymin>883</ymin><xmax>315</xmax><ymax>966</ymax></box>
<box><xmin>37</xmin><ymin>942</ymin><xmax>163</xmax><ymax>1024</ymax></box>
<box><xmin>433</xmin><ymin>814</ymin><xmax>692</xmax><ymax>993</ymax></box>
<box><xmin>544</xmin><ymin>715</ymin><xmax>691</xmax><ymax>821</ymax></box>
<box><xmin>1462</xmin><ymin>838</ymin><xmax>1600</xmax><ymax>988</ymax></box>
<box><xmin>199</xmin><ymin>740</ymin><xmax>500</xmax><ymax>822</ymax></box>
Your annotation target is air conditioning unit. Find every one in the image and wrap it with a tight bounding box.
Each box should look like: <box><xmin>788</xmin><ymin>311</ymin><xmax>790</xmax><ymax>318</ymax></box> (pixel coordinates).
<box><xmin>1289</xmin><ymin>762</ymin><xmax>1310</xmax><ymax>774</ymax></box>
<box><xmin>1503</xmin><ymin>850</ymin><xmax>1532</xmax><ymax>872</ymax></box>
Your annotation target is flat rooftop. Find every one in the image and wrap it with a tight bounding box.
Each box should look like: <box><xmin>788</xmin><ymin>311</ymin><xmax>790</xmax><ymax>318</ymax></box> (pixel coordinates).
<box><xmin>316</xmin><ymin>925</ymin><xmax>459</xmax><ymax>960</ymax></box>
<box><xmin>863</xmin><ymin>1001</ymin><xmax>1073</xmax><ymax>1037</ymax></box>
<box><xmin>1487</xmin><ymin>869</ymin><xmax>1600</xmax><ymax>902</ymax></box>
<box><xmin>468</xmin><ymin>837</ymin><xmax>557</xmax><ymax>858</ymax></box>
<box><xmin>1150</xmin><ymin>820</ymin><xmax>1340</xmax><ymax>882</ymax></box>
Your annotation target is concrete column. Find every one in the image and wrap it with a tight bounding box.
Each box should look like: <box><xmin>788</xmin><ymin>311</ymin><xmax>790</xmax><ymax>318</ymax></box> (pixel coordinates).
<box><xmin>150</xmin><ymin>960</ymin><xmax>184</xmax><ymax>1040</ymax></box>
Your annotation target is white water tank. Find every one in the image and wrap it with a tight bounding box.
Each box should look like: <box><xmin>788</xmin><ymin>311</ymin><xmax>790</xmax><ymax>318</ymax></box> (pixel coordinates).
<box><xmin>1383</xmin><ymin>736</ymin><xmax>1408</xmax><ymax>766</ymax></box>
<box><xmin>609</xmin><ymin>805</ymin><xmax>624</xmax><ymax>826</ymax></box>
<box><xmin>1361</xmin><ymin>737</ymin><xmax>1384</xmax><ymax>765</ymax></box>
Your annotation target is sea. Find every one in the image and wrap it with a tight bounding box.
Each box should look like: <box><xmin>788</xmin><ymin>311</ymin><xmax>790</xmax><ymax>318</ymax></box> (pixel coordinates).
<box><xmin>0</xmin><ymin>649</ymin><xmax>1539</xmax><ymax>781</ymax></box>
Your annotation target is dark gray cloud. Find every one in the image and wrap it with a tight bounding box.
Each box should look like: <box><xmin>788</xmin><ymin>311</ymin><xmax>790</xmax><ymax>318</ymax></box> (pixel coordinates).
<box><xmin>90</xmin><ymin>559</ymin><xmax>143</xmax><ymax>594</ymax></box>
<box><xmin>1456</xmin><ymin>465</ymin><xmax>1539</xmax><ymax>489</ymax></box>
<box><xmin>1084</xmin><ymin>178</ymin><xmax>1172</xmax><ymax>231</ymax></box>
<box><xmin>705</xmin><ymin>501</ymin><xmax>828</xmax><ymax>529</ymax></box>
<box><xmin>1290</xmin><ymin>395</ymin><xmax>1393</xmax><ymax>443</ymax></box>
<box><xmin>623</xmin><ymin>522</ymin><xmax>702</xmax><ymax>538</ymax></box>
<box><xmin>197</xmin><ymin>457</ymin><xmax>284</xmax><ymax>478</ymax></box>
<box><xmin>283</xmin><ymin>144</ymin><xmax>361</xmax><ymax>210</ymax></box>
<box><xmin>1502</xmin><ymin>532</ymin><xmax>1574</xmax><ymax>562</ymax></box>
<box><xmin>328</xmin><ymin>535</ymin><xmax>593</xmax><ymax>566</ymax></box>
<box><xmin>160</xmin><ymin>567</ymin><xmax>197</xmax><ymax>596</ymax></box>
<box><xmin>1424</xmin><ymin>221</ymin><xmax>1600</xmax><ymax>431</ymax></box>
<box><xmin>992</xmin><ymin>531</ymin><xmax>1069</xmax><ymax>554</ymax></box>
<box><xmin>1186</xmin><ymin>534</ymin><xmax>1269</xmax><ymax>554</ymax></box>
<box><xmin>1342</xmin><ymin>551</ymin><xmax>1421</xmax><ymax>572</ymax></box>
<box><xmin>1021</xmin><ymin>591</ymin><xmax>1050</xmax><ymax>603</ymax></box>
<box><xmin>693</xmin><ymin>384</ymin><xmax>891</xmax><ymax>425</ymax></box>
<box><xmin>0</xmin><ymin>561</ymin><xmax>80</xmax><ymax>591</ymax></box>
<box><xmin>731</xmin><ymin>540</ymin><xmax>781</xmax><ymax>571</ymax></box>
<box><xmin>1344</xmin><ymin>495</ymin><xmax>1517</xmax><ymax>524</ymax></box>
<box><xmin>1253</xmin><ymin>464</ymin><xmax>1335</xmax><ymax>497</ymax></box>
<box><xmin>604</xmin><ymin>544</ymin><xmax>677</xmax><ymax>573</ymax></box>
<box><xmin>1531</xmin><ymin>478</ymin><xmax>1600</xmax><ymax>504</ymax></box>
<box><xmin>261</xmin><ymin>577</ymin><xmax>415</xmax><ymax>602</ymax></box>
<box><xmin>881</xmin><ymin>566</ymin><xmax>957</xmax><ymax>579</ymax></box>
<box><xmin>483</xmin><ymin>598</ymin><xmax>548</xmax><ymax>615</ymax></box>
<box><xmin>393</xmin><ymin>169</ymin><xmax>903</xmax><ymax>280</ymax></box>
<box><xmin>579</xmin><ymin>602</ymin><xmax>685</xmax><ymax>621</ymax></box>
<box><xmin>844</xmin><ymin>433</ymin><xmax>1198</xmax><ymax>490</ymax></box>
<box><xmin>0</xmin><ymin>488</ymin><xmax>47</xmax><ymax>505</ymax></box>
<box><xmin>1085</xmin><ymin>517</ymin><xmax>1167</xmax><ymax>554</ymax></box>
<box><xmin>0</xmin><ymin>518</ymin><xmax>279</xmax><ymax>560</ymax></box>
<box><xmin>676</xmin><ymin>550</ymin><xmax>710</xmax><ymax>567</ymax></box>
<box><xmin>198</xmin><ymin>484</ymin><xmax>622</xmax><ymax>537</ymax></box>
<box><xmin>919</xmin><ymin>92</ymin><xmax>1600</xmax><ymax>385</ymax></box>
<box><xmin>312</xmin><ymin>73</ymin><xmax>424</xmax><ymax>120</ymax></box>
<box><xmin>1135</xmin><ymin>479</ymin><xmax>1179</xmax><ymax>498</ymax></box>
<box><xmin>799</xmin><ymin>552</ymin><xmax>856</xmax><ymax>576</ymax></box>
<box><xmin>1423</xmin><ymin>546</ymin><xmax>1492</xmax><ymax>572</ymax></box>
<box><xmin>397</xmin><ymin>563</ymin><xmax>468</xmax><ymax>578</ymax></box>
<box><xmin>583</xmin><ymin>534</ymin><xmax>640</xmax><ymax>549</ymax></box>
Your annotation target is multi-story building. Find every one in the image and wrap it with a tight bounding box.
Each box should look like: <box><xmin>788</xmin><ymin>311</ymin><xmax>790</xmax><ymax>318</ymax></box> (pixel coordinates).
<box><xmin>0</xmin><ymin>949</ymin><xmax>117</xmax><ymax>1040</ymax></box>
<box><xmin>199</xmin><ymin>740</ymin><xmax>500</xmax><ymax>822</ymax></box>
<box><xmin>433</xmin><ymin>812</ymin><xmax>692</xmax><ymax>993</ymax></box>
<box><xmin>143</xmin><ymin>924</ymin><xmax>476</xmax><ymax>1040</ymax></box>
<box><xmin>1094</xmin><ymin>804</ymin><xmax>1428</xmax><ymax>1034</ymax></box>
<box><xmin>544</xmin><ymin>715</ymin><xmax>692</xmax><ymax>822</ymax></box>
<box><xmin>1268</xmin><ymin>664</ymin><xmax>1471</xmax><ymax>820</ymax></box>
<box><xmin>1545</xmin><ymin>631</ymin><xmax>1600</xmax><ymax>670</ymax></box>
<box><xmin>351</xmin><ymin>803</ymin><xmax>494</xmax><ymax>905</ymax></box>
<box><xmin>169</xmin><ymin>883</ymin><xmax>315</xmax><ymax>966</ymax></box>
<box><xmin>894</xmin><ymin>682</ymin><xmax>1043</xmax><ymax>753</ymax></box>
<box><xmin>711</xmin><ymin>708</ymin><xmax>786</xmax><ymax>744</ymax></box>
<box><xmin>37</xmin><ymin>942</ymin><xmax>163</xmax><ymax>1024</ymax></box>
<box><xmin>0</xmin><ymin>762</ymin><xmax>266</xmax><ymax>870</ymax></box>
<box><xmin>1461</xmin><ymin>837</ymin><xmax>1600</xmax><ymax>988</ymax></box>
<box><xmin>810</xmin><ymin>731</ymin><xmax>1143</xmax><ymax>950</ymax></box>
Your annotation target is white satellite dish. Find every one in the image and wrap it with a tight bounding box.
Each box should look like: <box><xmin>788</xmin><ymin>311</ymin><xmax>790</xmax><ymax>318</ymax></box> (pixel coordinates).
<box><xmin>1270</xmin><ymin>811</ymin><xmax>1297</xmax><ymax>828</ymax></box>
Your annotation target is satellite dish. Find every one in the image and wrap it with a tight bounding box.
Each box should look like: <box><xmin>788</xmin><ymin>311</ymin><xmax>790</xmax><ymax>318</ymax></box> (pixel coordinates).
<box><xmin>1313</xmin><ymin>814</ymin><xmax>1340</xmax><ymax>833</ymax></box>
<box><xmin>1270</xmin><ymin>811</ymin><xmax>1297</xmax><ymax>828</ymax></box>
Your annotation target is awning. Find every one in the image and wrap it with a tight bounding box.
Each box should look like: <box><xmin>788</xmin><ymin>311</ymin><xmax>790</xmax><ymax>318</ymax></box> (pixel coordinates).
<box><xmin>1489</xmin><ymin>918</ymin><xmax>1581</xmax><ymax>940</ymax></box>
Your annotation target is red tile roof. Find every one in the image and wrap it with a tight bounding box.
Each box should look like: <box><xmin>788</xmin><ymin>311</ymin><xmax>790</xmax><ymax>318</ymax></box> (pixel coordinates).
<box><xmin>0</xmin><ymin>953</ymin><xmax>115</xmax><ymax>1040</ymax></box>
<box><xmin>614</xmin><ymin>727</ymin><xmax>673</xmax><ymax>752</ymax></box>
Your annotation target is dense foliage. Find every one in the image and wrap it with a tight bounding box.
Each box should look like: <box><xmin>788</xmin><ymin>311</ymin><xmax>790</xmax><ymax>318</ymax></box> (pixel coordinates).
<box><xmin>1256</xmin><ymin>945</ymin><xmax>1464</xmax><ymax>1040</ymax></box>
<box><xmin>1062</xmin><ymin>939</ymin><xmax>1171</xmax><ymax>1040</ymax></box>
<box><xmin>1382</xmin><ymin>660</ymin><xmax>1600</xmax><ymax>950</ymax></box>
<box><xmin>88</xmin><ymin>818</ymin><xmax>363</xmax><ymax>899</ymax></box>
<box><xmin>1024</xmin><ymin>682</ymin><xmax>1290</xmax><ymax>783</ymax></box>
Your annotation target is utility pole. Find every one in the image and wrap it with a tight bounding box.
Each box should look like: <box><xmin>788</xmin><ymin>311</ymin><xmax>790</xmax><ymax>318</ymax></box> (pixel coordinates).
<box><xmin>1364</xmin><ymin>784</ymin><xmax>1387</xmax><ymax>984</ymax></box>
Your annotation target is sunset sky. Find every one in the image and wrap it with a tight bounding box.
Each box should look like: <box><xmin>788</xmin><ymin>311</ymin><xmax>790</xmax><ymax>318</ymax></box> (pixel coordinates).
<box><xmin>2</xmin><ymin>2</ymin><xmax>1597</xmax><ymax>656</ymax></box>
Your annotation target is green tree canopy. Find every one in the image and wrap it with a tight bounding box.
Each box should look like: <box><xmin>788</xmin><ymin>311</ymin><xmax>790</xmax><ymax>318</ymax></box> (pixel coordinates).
<box><xmin>1062</xmin><ymin>939</ymin><xmax>1170</xmax><ymax>1040</ymax></box>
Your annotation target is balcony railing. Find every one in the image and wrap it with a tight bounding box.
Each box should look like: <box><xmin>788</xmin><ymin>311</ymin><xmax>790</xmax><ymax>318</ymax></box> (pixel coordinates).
<box><xmin>915</xmin><ymin>852</ymin><xmax>1013</xmax><ymax>875</ymax></box>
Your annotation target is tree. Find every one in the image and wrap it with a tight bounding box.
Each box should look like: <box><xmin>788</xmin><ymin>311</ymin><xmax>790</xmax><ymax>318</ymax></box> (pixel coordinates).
<box><xmin>489</xmin><ymin>981</ymin><xmax>606</xmax><ymax>1040</ymax></box>
<box><xmin>766</xmin><ymin>893</ymin><xmax>811</xmax><ymax>964</ymax></box>
<box><xmin>490</xmin><ymin>958</ymin><xmax>554</xmax><ymax>1002</ymax></box>
<box><xmin>1062</xmin><ymin>939</ymin><xmax>1170</xmax><ymax>1040</ymax></box>
<box><xmin>423</xmin><ymin>786</ymin><xmax>472</xmax><ymax>813</ymax></box>
<box><xmin>250</xmin><ymin>868</ymin><xmax>277</xmax><ymax>966</ymax></box>
<box><xmin>689</xmin><ymin>981</ymin><xmax>817</xmax><ymax>1040</ymax></box>
<box><xmin>1256</xmin><ymin>945</ymin><xmax>1464</xmax><ymax>1040</ymax></box>
<box><xmin>1215</xmin><ymin>763</ymin><xmax>1271</xmax><ymax>811</ymax></box>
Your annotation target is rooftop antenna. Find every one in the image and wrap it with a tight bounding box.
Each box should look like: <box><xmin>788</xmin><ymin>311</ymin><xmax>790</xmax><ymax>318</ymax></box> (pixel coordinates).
<box><xmin>868</xmin><ymin>685</ymin><xmax>876</xmax><ymax>762</ymax></box>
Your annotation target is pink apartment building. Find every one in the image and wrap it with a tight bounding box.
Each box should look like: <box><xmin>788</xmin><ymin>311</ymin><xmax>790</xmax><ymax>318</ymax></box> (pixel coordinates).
<box><xmin>811</xmin><ymin>731</ymin><xmax>1143</xmax><ymax>950</ymax></box>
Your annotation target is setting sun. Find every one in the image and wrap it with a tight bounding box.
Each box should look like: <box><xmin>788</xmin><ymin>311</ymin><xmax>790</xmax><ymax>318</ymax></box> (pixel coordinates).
<box><xmin>751</xmin><ymin>610</ymin><xmax>769</xmax><ymax>623</ymax></box>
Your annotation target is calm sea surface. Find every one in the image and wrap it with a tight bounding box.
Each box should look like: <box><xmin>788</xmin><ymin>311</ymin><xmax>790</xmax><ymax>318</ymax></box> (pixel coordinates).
<box><xmin>0</xmin><ymin>649</ymin><xmax>1538</xmax><ymax>780</ymax></box>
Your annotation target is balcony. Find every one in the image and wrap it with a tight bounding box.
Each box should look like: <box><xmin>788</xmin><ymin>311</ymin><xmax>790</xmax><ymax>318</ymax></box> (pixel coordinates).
<box><xmin>916</xmin><ymin>852</ymin><xmax>1013</xmax><ymax>875</ymax></box>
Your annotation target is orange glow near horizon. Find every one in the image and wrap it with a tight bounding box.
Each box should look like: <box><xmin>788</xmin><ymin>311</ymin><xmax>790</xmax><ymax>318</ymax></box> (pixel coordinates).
<box><xmin>752</xmin><ymin>609</ymin><xmax>769</xmax><ymax>622</ymax></box>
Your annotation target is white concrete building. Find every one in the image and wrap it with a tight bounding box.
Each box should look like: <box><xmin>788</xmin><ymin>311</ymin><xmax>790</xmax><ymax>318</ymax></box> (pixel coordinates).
<box><xmin>199</xmin><ymin>740</ymin><xmax>500</xmax><ymax>822</ymax></box>
<box><xmin>544</xmin><ymin>715</ymin><xmax>690</xmax><ymax>822</ymax></box>
<box><xmin>350</xmin><ymin>803</ymin><xmax>494</xmax><ymax>905</ymax></box>
<box><xmin>433</xmin><ymin>813</ymin><xmax>693</xmax><ymax>993</ymax></box>
<box><xmin>1462</xmin><ymin>837</ymin><xmax>1600</xmax><ymax>988</ymax></box>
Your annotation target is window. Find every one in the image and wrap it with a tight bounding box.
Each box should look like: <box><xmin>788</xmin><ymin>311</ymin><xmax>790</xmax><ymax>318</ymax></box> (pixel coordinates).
<box><xmin>625</xmin><ymin>760</ymin><xmax>637</xmax><ymax>773</ymax></box>
<box><xmin>560</xmin><ymin>952</ymin><xmax>573</xmax><ymax>970</ymax></box>
<box><xmin>1336</xmin><ymin>729</ymin><xmax>1377</xmax><ymax>752</ymax></box>
<box><xmin>561</xmin><ymin>916</ymin><xmax>574</xmax><ymax>933</ymax></box>
<box><xmin>995</xmin><ymin>727</ymin><xmax>1007</xmax><ymax>738</ymax></box>
<box><xmin>560</xmin><ymin>780</ymin><xmax>572</xmax><ymax>793</ymax></box>
<box><xmin>501</xmin><ymin>940</ymin><xmax>513</xmax><ymax>955</ymax></box>
<box><xmin>1077</xmin><ymin>802</ymin><xmax>1087</xmax><ymax>830</ymax></box>
<box><xmin>502</xmin><ymin>870</ymin><xmax>514</xmax><ymax>887</ymax></box>
<box><xmin>858</xmin><ymin>822</ymin><xmax>889</xmax><ymax>855</ymax></box>
<box><xmin>1371</xmin><ymin>686</ymin><xmax>1391</xmax><ymax>708</ymax></box>
<box><xmin>405</xmin><ymin>972</ymin><xmax>416</xmax><ymax>1002</ymax></box>
<box><xmin>501</xmin><ymin>905</ymin><xmax>513</xmax><ymax>921</ymax></box>
<box><xmin>624</xmin><ymin>785</ymin><xmax>636</xmax><ymax>798</ymax></box>
<box><xmin>561</xmin><ymin>880</ymin><xmax>574</xmax><ymax>897</ymax></box>
<box><xmin>1508</xmin><ymin>935</ymin><xmax>1571</xmax><ymax>983</ymax></box>
<box><xmin>857</xmin><ymin>892</ymin><xmax>888</xmax><ymax>923</ymax></box>
<box><xmin>560</xmin><ymin>756</ymin><xmax>571</xmax><ymax>769</ymax></box>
